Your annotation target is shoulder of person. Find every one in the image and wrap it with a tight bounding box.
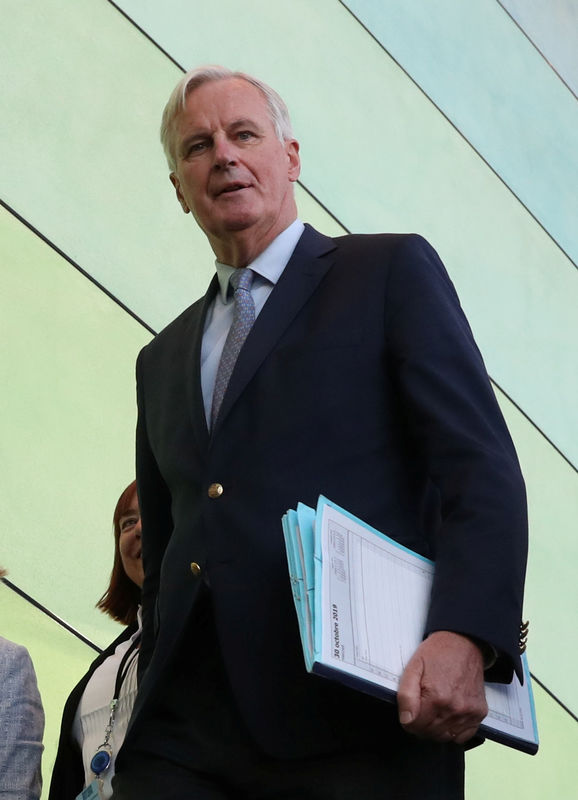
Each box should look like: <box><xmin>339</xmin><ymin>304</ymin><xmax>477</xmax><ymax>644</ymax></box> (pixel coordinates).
<box><xmin>0</xmin><ymin>636</ymin><xmax>35</xmax><ymax>674</ymax></box>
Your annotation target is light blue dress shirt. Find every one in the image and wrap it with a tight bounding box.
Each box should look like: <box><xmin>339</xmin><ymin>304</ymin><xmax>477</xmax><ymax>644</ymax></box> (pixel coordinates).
<box><xmin>200</xmin><ymin>219</ymin><xmax>305</xmax><ymax>422</ymax></box>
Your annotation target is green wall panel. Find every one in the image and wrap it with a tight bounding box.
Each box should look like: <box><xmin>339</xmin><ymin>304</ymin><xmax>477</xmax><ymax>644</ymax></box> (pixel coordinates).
<box><xmin>500</xmin><ymin>0</ymin><xmax>578</xmax><ymax>96</ymax></box>
<box><xmin>0</xmin><ymin>205</ymin><xmax>150</xmax><ymax>648</ymax></box>
<box><xmin>496</xmin><ymin>389</ymin><xmax>578</xmax><ymax>714</ymax></box>
<box><xmin>467</xmin><ymin>681</ymin><xmax>578</xmax><ymax>798</ymax></box>
<box><xmin>1</xmin><ymin>0</ymin><xmax>211</xmax><ymax>332</ymax></box>
<box><xmin>343</xmin><ymin>0</ymin><xmax>578</xmax><ymax>266</ymax></box>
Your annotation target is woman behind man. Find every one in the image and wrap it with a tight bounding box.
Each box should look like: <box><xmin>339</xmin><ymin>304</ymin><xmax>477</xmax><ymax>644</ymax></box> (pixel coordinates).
<box><xmin>0</xmin><ymin>567</ymin><xmax>45</xmax><ymax>800</ymax></box>
<box><xmin>49</xmin><ymin>480</ymin><xmax>143</xmax><ymax>800</ymax></box>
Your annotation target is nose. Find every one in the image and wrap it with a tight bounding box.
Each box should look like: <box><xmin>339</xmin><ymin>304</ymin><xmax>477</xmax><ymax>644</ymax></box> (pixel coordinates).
<box><xmin>213</xmin><ymin>134</ymin><xmax>237</xmax><ymax>170</ymax></box>
<box><xmin>134</xmin><ymin>517</ymin><xmax>142</xmax><ymax>539</ymax></box>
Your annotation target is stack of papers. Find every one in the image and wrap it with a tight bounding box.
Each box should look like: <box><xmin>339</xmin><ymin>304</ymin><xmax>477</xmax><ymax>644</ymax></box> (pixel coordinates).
<box><xmin>282</xmin><ymin>496</ymin><xmax>539</xmax><ymax>754</ymax></box>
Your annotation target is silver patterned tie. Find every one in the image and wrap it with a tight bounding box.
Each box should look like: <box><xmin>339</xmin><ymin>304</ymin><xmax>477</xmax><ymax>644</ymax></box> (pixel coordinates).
<box><xmin>211</xmin><ymin>268</ymin><xmax>255</xmax><ymax>427</ymax></box>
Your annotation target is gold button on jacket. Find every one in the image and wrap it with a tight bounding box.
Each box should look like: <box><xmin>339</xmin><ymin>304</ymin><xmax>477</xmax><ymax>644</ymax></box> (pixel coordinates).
<box><xmin>208</xmin><ymin>482</ymin><xmax>224</xmax><ymax>498</ymax></box>
<box><xmin>190</xmin><ymin>561</ymin><xmax>202</xmax><ymax>577</ymax></box>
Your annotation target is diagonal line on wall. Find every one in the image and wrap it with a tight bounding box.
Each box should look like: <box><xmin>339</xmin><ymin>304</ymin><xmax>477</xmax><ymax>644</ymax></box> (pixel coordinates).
<box><xmin>487</xmin><ymin>382</ymin><xmax>578</xmax><ymax>477</ymax></box>
<box><xmin>107</xmin><ymin>0</ymin><xmax>186</xmax><ymax>72</ymax></box>
<box><xmin>0</xmin><ymin>198</ymin><xmax>156</xmax><ymax>337</ymax></box>
<box><xmin>337</xmin><ymin>0</ymin><xmax>577</xmax><ymax>274</ymax></box>
<box><xmin>531</xmin><ymin>673</ymin><xmax>578</xmax><ymax>725</ymax></box>
<box><xmin>497</xmin><ymin>0</ymin><xmax>578</xmax><ymax>102</ymax></box>
<box><xmin>3</xmin><ymin>578</ymin><xmax>101</xmax><ymax>654</ymax></box>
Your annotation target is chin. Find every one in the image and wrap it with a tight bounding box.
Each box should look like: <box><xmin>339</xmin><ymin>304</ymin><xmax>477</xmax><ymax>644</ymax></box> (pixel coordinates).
<box><xmin>220</xmin><ymin>210</ymin><xmax>260</xmax><ymax>231</ymax></box>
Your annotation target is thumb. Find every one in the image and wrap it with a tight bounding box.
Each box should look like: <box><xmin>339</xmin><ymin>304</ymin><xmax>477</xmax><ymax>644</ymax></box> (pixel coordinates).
<box><xmin>397</xmin><ymin>656</ymin><xmax>423</xmax><ymax>727</ymax></box>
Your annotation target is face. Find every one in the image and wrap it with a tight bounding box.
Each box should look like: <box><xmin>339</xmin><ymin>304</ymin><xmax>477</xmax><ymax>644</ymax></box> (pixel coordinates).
<box><xmin>118</xmin><ymin>491</ymin><xmax>144</xmax><ymax>589</ymax></box>
<box><xmin>170</xmin><ymin>77</ymin><xmax>300</xmax><ymax>264</ymax></box>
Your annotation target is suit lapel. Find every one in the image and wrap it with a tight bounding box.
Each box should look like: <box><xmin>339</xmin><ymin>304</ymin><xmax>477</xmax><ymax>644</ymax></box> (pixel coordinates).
<box><xmin>211</xmin><ymin>225</ymin><xmax>337</xmax><ymax>435</ymax></box>
<box><xmin>186</xmin><ymin>274</ymin><xmax>219</xmax><ymax>450</ymax></box>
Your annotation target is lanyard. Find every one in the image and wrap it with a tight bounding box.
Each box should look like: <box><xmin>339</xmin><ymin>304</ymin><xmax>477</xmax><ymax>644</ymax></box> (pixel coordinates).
<box><xmin>89</xmin><ymin>633</ymin><xmax>140</xmax><ymax>779</ymax></box>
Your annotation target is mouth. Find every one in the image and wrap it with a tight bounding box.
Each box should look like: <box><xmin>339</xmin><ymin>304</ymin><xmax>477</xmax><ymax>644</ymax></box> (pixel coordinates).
<box><xmin>215</xmin><ymin>182</ymin><xmax>251</xmax><ymax>196</ymax></box>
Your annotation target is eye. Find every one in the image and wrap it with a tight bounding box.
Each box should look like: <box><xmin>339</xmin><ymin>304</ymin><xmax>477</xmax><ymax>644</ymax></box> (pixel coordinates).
<box><xmin>237</xmin><ymin>130</ymin><xmax>256</xmax><ymax>141</ymax></box>
<box><xmin>120</xmin><ymin>516</ymin><xmax>139</xmax><ymax>532</ymax></box>
<box><xmin>185</xmin><ymin>139</ymin><xmax>210</xmax><ymax>157</ymax></box>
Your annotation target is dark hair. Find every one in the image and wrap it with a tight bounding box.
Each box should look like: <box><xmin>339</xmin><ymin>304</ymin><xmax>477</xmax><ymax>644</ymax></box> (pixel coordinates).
<box><xmin>96</xmin><ymin>480</ymin><xmax>141</xmax><ymax>625</ymax></box>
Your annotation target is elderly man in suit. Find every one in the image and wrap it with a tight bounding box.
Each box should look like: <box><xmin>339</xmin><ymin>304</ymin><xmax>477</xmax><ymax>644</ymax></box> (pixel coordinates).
<box><xmin>113</xmin><ymin>66</ymin><xmax>527</xmax><ymax>799</ymax></box>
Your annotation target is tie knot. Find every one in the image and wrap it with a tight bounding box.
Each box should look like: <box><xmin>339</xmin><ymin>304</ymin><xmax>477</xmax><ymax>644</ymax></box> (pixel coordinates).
<box><xmin>230</xmin><ymin>268</ymin><xmax>254</xmax><ymax>293</ymax></box>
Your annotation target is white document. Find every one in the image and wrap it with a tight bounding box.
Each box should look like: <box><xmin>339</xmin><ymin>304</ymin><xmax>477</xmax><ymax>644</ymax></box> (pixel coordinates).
<box><xmin>319</xmin><ymin>501</ymin><xmax>433</xmax><ymax>691</ymax></box>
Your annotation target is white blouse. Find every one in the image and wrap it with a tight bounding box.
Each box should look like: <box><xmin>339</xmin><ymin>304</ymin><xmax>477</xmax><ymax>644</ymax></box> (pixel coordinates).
<box><xmin>72</xmin><ymin>610</ymin><xmax>141</xmax><ymax>799</ymax></box>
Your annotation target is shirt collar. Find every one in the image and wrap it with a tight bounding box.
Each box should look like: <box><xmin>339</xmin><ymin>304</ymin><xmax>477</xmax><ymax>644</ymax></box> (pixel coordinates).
<box><xmin>133</xmin><ymin>605</ymin><xmax>143</xmax><ymax>638</ymax></box>
<box><xmin>215</xmin><ymin>219</ymin><xmax>305</xmax><ymax>301</ymax></box>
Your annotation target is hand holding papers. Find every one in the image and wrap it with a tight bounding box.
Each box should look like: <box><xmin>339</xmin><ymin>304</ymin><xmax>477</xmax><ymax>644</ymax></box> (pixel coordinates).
<box><xmin>397</xmin><ymin>629</ymin><xmax>489</xmax><ymax>745</ymax></box>
<box><xmin>282</xmin><ymin>496</ymin><xmax>538</xmax><ymax>754</ymax></box>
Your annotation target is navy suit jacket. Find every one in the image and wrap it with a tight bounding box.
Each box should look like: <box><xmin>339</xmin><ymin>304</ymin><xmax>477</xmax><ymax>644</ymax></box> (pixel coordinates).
<box><xmin>129</xmin><ymin>225</ymin><xmax>527</xmax><ymax>757</ymax></box>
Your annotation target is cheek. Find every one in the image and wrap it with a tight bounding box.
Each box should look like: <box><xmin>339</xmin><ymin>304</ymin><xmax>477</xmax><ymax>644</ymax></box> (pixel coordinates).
<box><xmin>182</xmin><ymin>176</ymin><xmax>200</xmax><ymax>198</ymax></box>
<box><xmin>184</xmin><ymin>183</ymin><xmax>210</xmax><ymax>217</ymax></box>
<box><xmin>182</xmin><ymin>166</ymin><xmax>207</xmax><ymax>193</ymax></box>
<box><xmin>119</xmin><ymin>540</ymin><xmax>133</xmax><ymax>562</ymax></box>
<box><xmin>265</xmin><ymin>165</ymin><xmax>289</xmax><ymax>194</ymax></box>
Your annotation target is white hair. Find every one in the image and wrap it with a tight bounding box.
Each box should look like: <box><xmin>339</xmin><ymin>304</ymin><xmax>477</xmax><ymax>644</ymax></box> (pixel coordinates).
<box><xmin>160</xmin><ymin>65</ymin><xmax>294</xmax><ymax>172</ymax></box>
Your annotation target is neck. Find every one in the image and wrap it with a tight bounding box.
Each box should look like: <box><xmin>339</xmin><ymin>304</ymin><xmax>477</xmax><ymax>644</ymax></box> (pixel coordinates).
<box><xmin>211</xmin><ymin>212</ymin><xmax>298</xmax><ymax>268</ymax></box>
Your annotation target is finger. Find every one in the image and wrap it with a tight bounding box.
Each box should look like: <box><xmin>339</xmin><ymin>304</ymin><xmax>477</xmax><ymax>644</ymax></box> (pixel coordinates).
<box><xmin>450</xmin><ymin>721</ymin><xmax>482</xmax><ymax>745</ymax></box>
<box><xmin>435</xmin><ymin>725</ymin><xmax>479</xmax><ymax>745</ymax></box>
<box><xmin>397</xmin><ymin>657</ymin><xmax>423</xmax><ymax>728</ymax></box>
<box><xmin>429</xmin><ymin>710</ymin><xmax>484</xmax><ymax>744</ymax></box>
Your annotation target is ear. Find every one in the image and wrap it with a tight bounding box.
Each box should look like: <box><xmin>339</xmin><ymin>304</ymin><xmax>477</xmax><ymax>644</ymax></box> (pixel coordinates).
<box><xmin>286</xmin><ymin>139</ymin><xmax>301</xmax><ymax>183</ymax></box>
<box><xmin>170</xmin><ymin>173</ymin><xmax>190</xmax><ymax>214</ymax></box>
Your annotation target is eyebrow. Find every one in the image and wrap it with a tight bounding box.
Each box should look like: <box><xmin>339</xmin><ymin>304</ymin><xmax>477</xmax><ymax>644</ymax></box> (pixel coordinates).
<box><xmin>228</xmin><ymin>117</ymin><xmax>263</xmax><ymax>132</ymax></box>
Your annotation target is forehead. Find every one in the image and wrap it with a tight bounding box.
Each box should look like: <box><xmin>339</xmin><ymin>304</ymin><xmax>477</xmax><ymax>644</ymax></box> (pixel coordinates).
<box><xmin>176</xmin><ymin>77</ymin><xmax>272</xmax><ymax>133</ymax></box>
<box><xmin>119</xmin><ymin>490</ymin><xmax>138</xmax><ymax>516</ymax></box>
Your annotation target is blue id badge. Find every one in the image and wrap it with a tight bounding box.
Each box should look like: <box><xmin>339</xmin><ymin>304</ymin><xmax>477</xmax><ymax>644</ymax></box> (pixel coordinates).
<box><xmin>75</xmin><ymin>779</ymin><xmax>102</xmax><ymax>800</ymax></box>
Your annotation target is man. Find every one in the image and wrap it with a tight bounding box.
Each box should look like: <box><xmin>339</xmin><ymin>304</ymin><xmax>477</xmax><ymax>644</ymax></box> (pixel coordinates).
<box><xmin>114</xmin><ymin>66</ymin><xmax>528</xmax><ymax>799</ymax></box>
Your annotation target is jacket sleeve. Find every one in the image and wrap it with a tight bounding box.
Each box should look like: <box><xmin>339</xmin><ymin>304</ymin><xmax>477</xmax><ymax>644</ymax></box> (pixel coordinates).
<box><xmin>135</xmin><ymin>347</ymin><xmax>174</xmax><ymax>679</ymax></box>
<box><xmin>385</xmin><ymin>235</ymin><xmax>528</xmax><ymax>682</ymax></box>
<box><xmin>0</xmin><ymin>640</ymin><xmax>44</xmax><ymax>800</ymax></box>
